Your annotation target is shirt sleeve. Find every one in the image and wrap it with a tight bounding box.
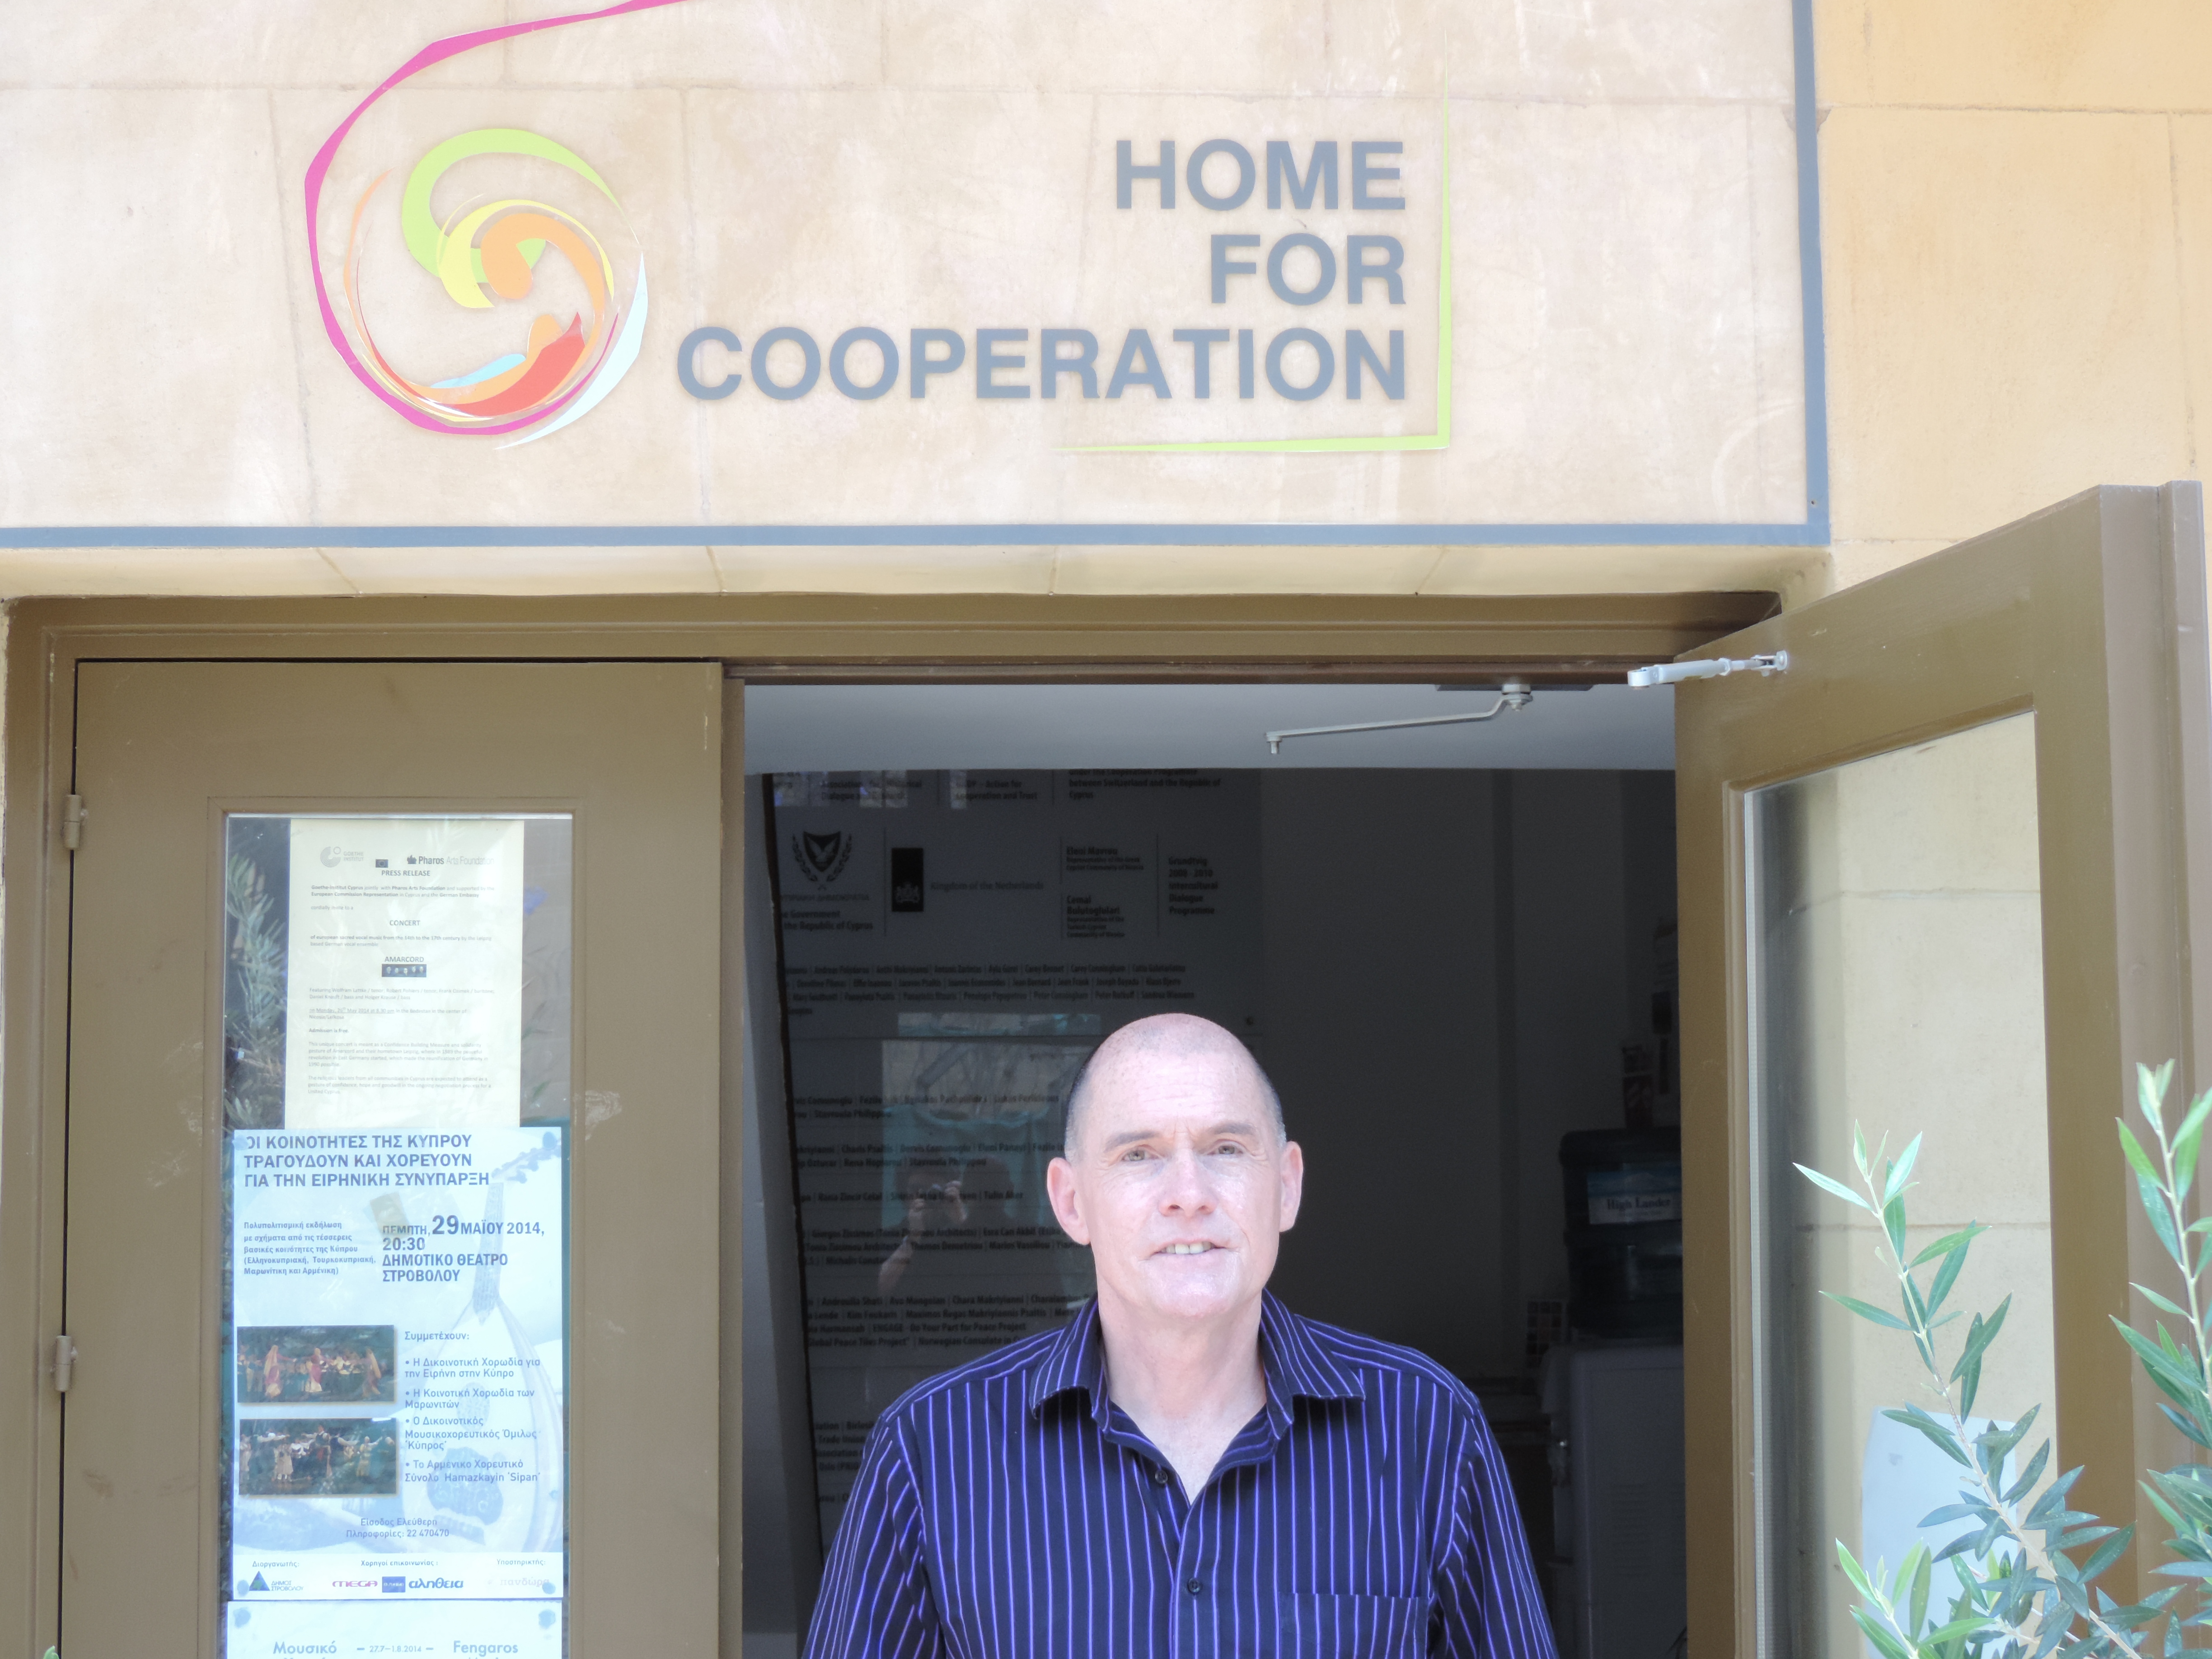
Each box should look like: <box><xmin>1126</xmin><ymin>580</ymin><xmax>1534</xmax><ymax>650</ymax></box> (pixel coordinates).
<box><xmin>1432</xmin><ymin>1413</ymin><xmax>1559</xmax><ymax>1659</ymax></box>
<box><xmin>803</xmin><ymin>1415</ymin><xmax>949</xmax><ymax>1659</ymax></box>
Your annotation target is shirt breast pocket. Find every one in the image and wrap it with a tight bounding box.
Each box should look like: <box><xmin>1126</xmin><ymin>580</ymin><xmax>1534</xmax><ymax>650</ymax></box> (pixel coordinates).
<box><xmin>1273</xmin><ymin>1592</ymin><xmax>1429</xmax><ymax>1658</ymax></box>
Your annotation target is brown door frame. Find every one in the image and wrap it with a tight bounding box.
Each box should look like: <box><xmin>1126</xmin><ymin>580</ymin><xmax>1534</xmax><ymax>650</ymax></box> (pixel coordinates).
<box><xmin>0</xmin><ymin>588</ymin><xmax>1775</xmax><ymax>1657</ymax></box>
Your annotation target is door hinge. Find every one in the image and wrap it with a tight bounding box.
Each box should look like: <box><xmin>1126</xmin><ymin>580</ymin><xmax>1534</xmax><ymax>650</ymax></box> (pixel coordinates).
<box><xmin>1626</xmin><ymin>651</ymin><xmax>1789</xmax><ymax>688</ymax></box>
<box><xmin>52</xmin><ymin>1333</ymin><xmax>75</xmax><ymax>1393</ymax></box>
<box><xmin>60</xmin><ymin>794</ymin><xmax>86</xmax><ymax>851</ymax></box>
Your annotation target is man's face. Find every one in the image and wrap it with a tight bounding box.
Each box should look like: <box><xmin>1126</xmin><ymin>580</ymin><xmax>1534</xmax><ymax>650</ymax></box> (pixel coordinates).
<box><xmin>1045</xmin><ymin>1049</ymin><xmax>1302</xmax><ymax>1329</ymax></box>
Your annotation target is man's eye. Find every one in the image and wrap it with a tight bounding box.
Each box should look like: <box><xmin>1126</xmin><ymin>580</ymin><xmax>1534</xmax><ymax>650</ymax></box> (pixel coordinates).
<box><xmin>1210</xmin><ymin>1143</ymin><xmax>1247</xmax><ymax>1157</ymax></box>
<box><xmin>1119</xmin><ymin>1147</ymin><xmax>1153</xmax><ymax>1162</ymax></box>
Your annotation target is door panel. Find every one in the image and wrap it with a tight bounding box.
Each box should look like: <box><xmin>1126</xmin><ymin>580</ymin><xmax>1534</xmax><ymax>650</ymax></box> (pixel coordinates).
<box><xmin>61</xmin><ymin>661</ymin><xmax>724</xmax><ymax>1657</ymax></box>
<box><xmin>1744</xmin><ymin>713</ymin><xmax>2054</xmax><ymax>1656</ymax></box>
<box><xmin>1676</xmin><ymin>484</ymin><xmax>2212</xmax><ymax>1656</ymax></box>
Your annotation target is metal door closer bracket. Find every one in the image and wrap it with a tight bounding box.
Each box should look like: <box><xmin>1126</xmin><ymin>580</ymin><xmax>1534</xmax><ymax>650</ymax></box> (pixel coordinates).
<box><xmin>1261</xmin><ymin>651</ymin><xmax>1787</xmax><ymax>751</ymax></box>
<box><xmin>1625</xmin><ymin>651</ymin><xmax>1788</xmax><ymax>687</ymax></box>
<box><xmin>1265</xmin><ymin>680</ymin><xmax>1533</xmax><ymax>754</ymax></box>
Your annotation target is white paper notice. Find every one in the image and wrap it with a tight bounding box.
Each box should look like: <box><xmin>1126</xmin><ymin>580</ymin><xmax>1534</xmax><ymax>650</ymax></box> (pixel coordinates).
<box><xmin>230</xmin><ymin>1125</ymin><xmax>566</xmax><ymax>1605</ymax></box>
<box><xmin>285</xmin><ymin>819</ymin><xmax>525</xmax><ymax>1130</ymax></box>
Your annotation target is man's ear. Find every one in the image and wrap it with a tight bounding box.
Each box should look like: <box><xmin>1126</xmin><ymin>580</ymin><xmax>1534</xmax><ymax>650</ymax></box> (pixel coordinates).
<box><xmin>1046</xmin><ymin>1156</ymin><xmax>1091</xmax><ymax>1246</ymax></box>
<box><xmin>1277</xmin><ymin>1140</ymin><xmax>1305</xmax><ymax>1233</ymax></box>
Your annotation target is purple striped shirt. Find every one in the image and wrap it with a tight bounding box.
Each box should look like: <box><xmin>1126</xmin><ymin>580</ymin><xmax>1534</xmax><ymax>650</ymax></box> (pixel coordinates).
<box><xmin>804</xmin><ymin>1293</ymin><xmax>1559</xmax><ymax>1659</ymax></box>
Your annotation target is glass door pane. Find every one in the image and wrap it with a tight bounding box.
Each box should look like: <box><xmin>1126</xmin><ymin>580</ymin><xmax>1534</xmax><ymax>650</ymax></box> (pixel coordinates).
<box><xmin>220</xmin><ymin>813</ymin><xmax>573</xmax><ymax>1658</ymax></box>
<box><xmin>1745</xmin><ymin>714</ymin><xmax>2055</xmax><ymax>1655</ymax></box>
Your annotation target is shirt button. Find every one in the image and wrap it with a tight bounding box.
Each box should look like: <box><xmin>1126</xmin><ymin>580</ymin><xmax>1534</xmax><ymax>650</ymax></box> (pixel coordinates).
<box><xmin>1186</xmin><ymin>1579</ymin><xmax>1203</xmax><ymax>1596</ymax></box>
<box><xmin>1150</xmin><ymin>1465</ymin><xmax>1169</xmax><ymax>1485</ymax></box>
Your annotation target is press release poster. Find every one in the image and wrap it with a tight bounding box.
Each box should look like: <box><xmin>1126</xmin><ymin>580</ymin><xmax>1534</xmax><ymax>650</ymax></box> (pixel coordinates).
<box><xmin>770</xmin><ymin>770</ymin><xmax>1261</xmax><ymax>1537</ymax></box>
<box><xmin>229</xmin><ymin>1124</ymin><xmax>568</xmax><ymax>1602</ymax></box>
<box><xmin>284</xmin><ymin>817</ymin><xmax>525</xmax><ymax>1132</ymax></box>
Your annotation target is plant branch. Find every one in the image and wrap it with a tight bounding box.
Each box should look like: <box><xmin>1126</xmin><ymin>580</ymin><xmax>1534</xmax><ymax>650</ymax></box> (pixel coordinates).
<box><xmin>1848</xmin><ymin>1154</ymin><xmax>2145</xmax><ymax>1659</ymax></box>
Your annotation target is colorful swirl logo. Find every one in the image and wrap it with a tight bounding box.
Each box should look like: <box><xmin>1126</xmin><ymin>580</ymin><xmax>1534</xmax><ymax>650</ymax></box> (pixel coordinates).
<box><xmin>305</xmin><ymin>0</ymin><xmax>682</xmax><ymax>447</ymax></box>
<box><xmin>339</xmin><ymin>129</ymin><xmax>646</xmax><ymax>447</ymax></box>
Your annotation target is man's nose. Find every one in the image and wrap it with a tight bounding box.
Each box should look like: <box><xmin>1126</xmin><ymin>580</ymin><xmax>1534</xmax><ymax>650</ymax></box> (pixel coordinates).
<box><xmin>1156</xmin><ymin>1148</ymin><xmax>1217</xmax><ymax>1210</ymax></box>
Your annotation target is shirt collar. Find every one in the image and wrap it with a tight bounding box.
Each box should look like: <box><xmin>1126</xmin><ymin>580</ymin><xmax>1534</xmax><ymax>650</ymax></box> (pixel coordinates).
<box><xmin>1026</xmin><ymin>1292</ymin><xmax>1365</xmax><ymax>1428</ymax></box>
<box><xmin>1026</xmin><ymin>1297</ymin><xmax>1111</xmax><ymax>1423</ymax></box>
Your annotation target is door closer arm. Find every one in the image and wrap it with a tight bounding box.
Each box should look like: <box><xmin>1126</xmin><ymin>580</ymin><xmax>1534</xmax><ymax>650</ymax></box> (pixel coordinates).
<box><xmin>1626</xmin><ymin>651</ymin><xmax>1788</xmax><ymax>687</ymax></box>
<box><xmin>1265</xmin><ymin>680</ymin><xmax>1532</xmax><ymax>755</ymax></box>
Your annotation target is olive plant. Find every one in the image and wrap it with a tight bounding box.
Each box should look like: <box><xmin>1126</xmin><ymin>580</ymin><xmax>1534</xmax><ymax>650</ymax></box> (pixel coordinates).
<box><xmin>1797</xmin><ymin>1062</ymin><xmax>2212</xmax><ymax>1659</ymax></box>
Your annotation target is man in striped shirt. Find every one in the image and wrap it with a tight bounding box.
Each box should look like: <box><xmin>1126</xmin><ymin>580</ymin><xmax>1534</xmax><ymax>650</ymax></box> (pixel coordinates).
<box><xmin>807</xmin><ymin>1013</ymin><xmax>1558</xmax><ymax>1659</ymax></box>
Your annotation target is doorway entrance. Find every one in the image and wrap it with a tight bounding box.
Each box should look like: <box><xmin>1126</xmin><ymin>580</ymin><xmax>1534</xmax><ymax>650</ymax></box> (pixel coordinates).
<box><xmin>736</xmin><ymin>680</ymin><xmax>1688</xmax><ymax>1659</ymax></box>
<box><xmin>12</xmin><ymin>482</ymin><xmax>2207</xmax><ymax>1659</ymax></box>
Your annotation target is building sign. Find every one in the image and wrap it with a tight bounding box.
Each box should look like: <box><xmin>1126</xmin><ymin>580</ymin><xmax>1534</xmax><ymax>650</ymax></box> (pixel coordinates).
<box><xmin>675</xmin><ymin>133</ymin><xmax>1446</xmax><ymax>449</ymax></box>
<box><xmin>279</xmin><ymin>0</ymin><xmax>1820</xmax><ymax>537</ymax></box>
<box><xmin>4</xmin><ymin>0</ymin><xmax>1819</xmax><ymax>547</ymax></box>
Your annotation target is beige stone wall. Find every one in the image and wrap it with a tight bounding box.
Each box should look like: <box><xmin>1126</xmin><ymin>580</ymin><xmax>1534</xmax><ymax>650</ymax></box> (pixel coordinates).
<box><xmin>0</xmin><ymin>0</ymin><xmax>2200</xmax><ymax>598</ymax></box>
<box><xmin>1815</xmin><ymin>0</ymin><xmax>2207</xmax><ymax>589</ymax></box>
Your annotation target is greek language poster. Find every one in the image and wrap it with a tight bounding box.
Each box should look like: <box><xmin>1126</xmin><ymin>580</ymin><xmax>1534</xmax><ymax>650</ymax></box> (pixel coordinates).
<box><xmin>228</xmin><ymin>1123</ymin><xmax>566</xmax><ymax>1612</ymax></box>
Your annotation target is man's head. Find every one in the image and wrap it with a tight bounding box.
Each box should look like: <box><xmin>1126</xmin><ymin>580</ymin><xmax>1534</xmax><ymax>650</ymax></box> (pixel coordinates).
<box><xmin>1046</xmin><ymin>1014</ymin><xmax>1302</xmax><ymax>1332</ymax></box>
<box><xmin>1061</xmin><ymin>1025</ymin><xmax>1288</xmax><ymax>1158</ymax></box>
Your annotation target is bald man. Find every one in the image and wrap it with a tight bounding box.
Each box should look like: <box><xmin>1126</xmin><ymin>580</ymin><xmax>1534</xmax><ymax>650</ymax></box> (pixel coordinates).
<box><xmin>806</xmin><ymin>1013</ymin><xmax>1556</xmax><ymax>1659</ymax></box>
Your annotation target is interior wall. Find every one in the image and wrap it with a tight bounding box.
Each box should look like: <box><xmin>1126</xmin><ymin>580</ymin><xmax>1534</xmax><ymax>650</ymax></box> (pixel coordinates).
<box><xmin>1260</xmin><ymin>772</ymin><xmax>1504</xmax><ymax>1376</ymax></box>
<box><xmin>1258</xmin><ymin>770</ymin><xmax>1678</xmax><ymax>1378</ymax></box>
<box><xmin>1507</xmin><ymin>774</ymin><xmax>1629</xmax><ymax>1338</ymax></box>
<box><xmin>1620</xmin><ymin>773</ymin><xmax>1680</xmax><ymax>1063</ymax></box>
<box><xmin>1507</xmin><ymin>773</ymin><xmax>1681</xmax><ymax>1331</ymax></box>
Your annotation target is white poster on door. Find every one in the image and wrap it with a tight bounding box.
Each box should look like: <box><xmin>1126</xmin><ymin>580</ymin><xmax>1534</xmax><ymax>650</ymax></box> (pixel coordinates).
<box><xmin>229</xmin><ymin>1125</ymin><xmax>566</xmax><ymax>1604</ymax></box>
<box><xmin>284</xmin><ymin>818</ymin><xmax>525</xmax><ymax>1131</ymax></box>
<box><xmin>226</xmin><ymin>1595</ymin><xmax>562</xmax><ymax>1656</ymax></box>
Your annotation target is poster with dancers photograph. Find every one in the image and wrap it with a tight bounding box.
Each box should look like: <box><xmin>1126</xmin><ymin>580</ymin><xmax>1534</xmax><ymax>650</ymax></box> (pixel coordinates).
<box><xmin>228</xmin><ymin>1124</ymin><xmax>566</xmax><ymax>1602</ymax></box>
<box><xmin>237</xmin><ymin>1326</ymin><xmax>395</xmax><ymax>1406</ymax></box>
<box><xmin>237</xmin><ymin>1418</ymin><xmax>399</xmax><ymax>1499</ymax></box>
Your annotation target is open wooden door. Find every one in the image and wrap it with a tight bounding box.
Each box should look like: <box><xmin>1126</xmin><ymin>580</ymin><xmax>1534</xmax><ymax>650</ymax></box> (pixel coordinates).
<box><xmin>1675</xmin><ymin>484</ymin><xmax>2212</xmax><ymax>1657</ymax></box>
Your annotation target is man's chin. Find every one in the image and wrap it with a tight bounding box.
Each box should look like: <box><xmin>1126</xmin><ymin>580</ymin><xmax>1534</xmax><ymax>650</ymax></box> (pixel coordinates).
<box><xmin>1120</xmin><ymin>1261</ymin><xmax>1254</xmax><ymax>1320</ymax></box>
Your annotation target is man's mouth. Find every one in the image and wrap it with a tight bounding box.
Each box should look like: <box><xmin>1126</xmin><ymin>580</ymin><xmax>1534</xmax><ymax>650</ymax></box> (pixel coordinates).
<box><xmin>1161</xmin><ymin>1242</ymin><xmax>1220</xmax><ymax>1256</ymax></box>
